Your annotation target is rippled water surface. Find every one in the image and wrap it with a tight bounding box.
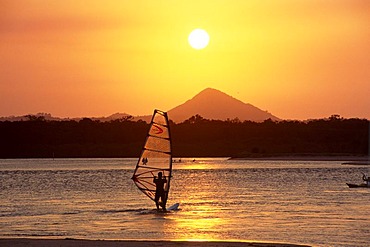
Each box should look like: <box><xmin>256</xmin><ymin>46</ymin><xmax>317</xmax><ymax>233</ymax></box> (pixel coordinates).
<box><xmin>1</xmin><ymin>158</ymin><xmax>369</xmax><ymax>246</ymax></box>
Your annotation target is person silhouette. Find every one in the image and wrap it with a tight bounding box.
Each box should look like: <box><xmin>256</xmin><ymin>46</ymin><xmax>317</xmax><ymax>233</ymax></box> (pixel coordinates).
<box><xmin>153</xmin><ymin>172</ymin><xmax>167</xmax><ymax>211</ymax></box>
<box><xmin>362</xmin><ymin>173</ymin><xmax>370</xmax><ymax>186</ymax></box>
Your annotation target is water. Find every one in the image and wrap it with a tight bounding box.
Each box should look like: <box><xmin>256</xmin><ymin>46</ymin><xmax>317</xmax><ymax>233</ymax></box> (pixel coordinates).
<box><xmin>1</xmin><ymin>158</ymin><xmax>369</xmax><ymax>246</ymax></box>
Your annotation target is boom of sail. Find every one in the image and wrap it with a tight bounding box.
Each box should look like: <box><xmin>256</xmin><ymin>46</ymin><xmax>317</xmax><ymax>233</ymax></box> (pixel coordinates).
<box><xmin>131</xmin><ymin>109</ymin><xmax>173</xmax><ymax>206</ymax></box>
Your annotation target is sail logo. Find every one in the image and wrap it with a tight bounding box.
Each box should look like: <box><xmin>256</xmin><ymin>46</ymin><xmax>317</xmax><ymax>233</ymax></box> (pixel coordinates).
<box><xmin>152</xmin><ymin>124</ymin><xmax>163</xmax><ymax>135</ymax></box>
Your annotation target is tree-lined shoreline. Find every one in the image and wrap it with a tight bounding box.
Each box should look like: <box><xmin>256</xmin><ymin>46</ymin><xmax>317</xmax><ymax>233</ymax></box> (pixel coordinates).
<box><xmin>0</xmin><ymin>115</ymin><xmax>368</xmax><ymax>159</ymax></box>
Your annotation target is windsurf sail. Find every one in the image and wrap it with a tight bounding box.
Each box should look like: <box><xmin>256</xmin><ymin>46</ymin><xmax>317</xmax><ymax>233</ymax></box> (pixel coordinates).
<box><xmin>131</xmin><ymin>109</ymin><xmax>172</xmax><ymax>207</ymax></box>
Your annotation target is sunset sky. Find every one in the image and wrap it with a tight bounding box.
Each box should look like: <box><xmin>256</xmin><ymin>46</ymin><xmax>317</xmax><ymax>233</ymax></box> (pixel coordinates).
<box><xmin>1</xmin><ymin>0</ymin><xmax>369</xmax><ymax>120</ymax></box>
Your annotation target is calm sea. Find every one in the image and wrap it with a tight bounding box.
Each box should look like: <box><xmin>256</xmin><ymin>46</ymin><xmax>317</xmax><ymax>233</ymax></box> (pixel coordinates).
<box><xmin>0</xmin><ymin>158</ymin><xmax>369</xmax><ymax>247</ymax></box>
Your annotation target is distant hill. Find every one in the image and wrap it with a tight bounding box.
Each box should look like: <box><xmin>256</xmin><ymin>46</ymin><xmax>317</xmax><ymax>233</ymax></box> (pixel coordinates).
<box><xmin>0</xmin><ymin>88</ymin><xmax>279</xmax><ymax>123</ymax></box>
<box><xmin>167</xmin><ymin>88</ymin><xmax>280</xmax><ymax>122</ymax></box>
<box><xmin>0</xmin><ymin>113</ymin><xmax>63</xmax><ymax>122</ymax></box>
<box><xmin>0</xmin><ymin>112</ymin><xmax>134</xmax><ymax>122</ymax></box>
<box><xmin>104</xmin><ymin>113</ymin><xmax>132</xmax><ymax>121</ymax></box>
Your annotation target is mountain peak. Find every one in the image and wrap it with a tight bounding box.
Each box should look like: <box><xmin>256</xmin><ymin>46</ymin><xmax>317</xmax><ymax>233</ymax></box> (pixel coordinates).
<box><xmin>192</xmin><ymin>87</ymin><xmax>244</xmax><ymax>104</ymax></box>
<box><xmin>168</xmin><ymin>88</ymin><xmax>279</xmax><ymax>123</ymax></box>
<box><xmin>198</xmin><ymin>87</ymin><xmax>223</xmax><ymax>94</ymax></box>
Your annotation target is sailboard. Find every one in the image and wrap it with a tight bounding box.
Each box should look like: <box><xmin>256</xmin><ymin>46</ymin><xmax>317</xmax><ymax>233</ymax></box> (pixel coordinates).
<box><xmin>132</xmin><ymin>109</ymin><xmax>173</xmax><ymax>209</ymax></box>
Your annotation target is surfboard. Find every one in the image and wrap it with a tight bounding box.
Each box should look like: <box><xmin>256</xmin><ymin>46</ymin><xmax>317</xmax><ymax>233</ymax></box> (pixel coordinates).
<box><xmin>167</xmin><ymin>203</ymin><xmax>180</xmax><ymax>211</ymax></box>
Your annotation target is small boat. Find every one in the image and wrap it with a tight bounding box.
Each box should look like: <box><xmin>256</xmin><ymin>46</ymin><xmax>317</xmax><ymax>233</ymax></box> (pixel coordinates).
<box><xmin>347</xmin><ymin>173</ymin><xmax>370</xmax><ymax>188</ymax></box>
<box><xmin>346</xmin><ymin>183</ymin><xmax>370</xmax><ymax>188</ymax></box>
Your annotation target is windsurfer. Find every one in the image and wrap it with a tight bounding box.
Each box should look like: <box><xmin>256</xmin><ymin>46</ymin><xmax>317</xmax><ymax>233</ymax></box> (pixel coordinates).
<box><xmin>153</xmin><ymin>172</ymin><xmax>167</xmax><ymax>211</ymax></box>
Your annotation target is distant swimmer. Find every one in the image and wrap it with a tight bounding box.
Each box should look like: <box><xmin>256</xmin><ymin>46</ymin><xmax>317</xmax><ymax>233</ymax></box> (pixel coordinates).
<box><xmin>153</xmin><ymin>172</ymin><xmax>167</xmax><ymax>211</ymax></box>
<box><xmin>362</xmin><ymin>173</ymin><xmax>370</xmax><ymax>186</ymax></box>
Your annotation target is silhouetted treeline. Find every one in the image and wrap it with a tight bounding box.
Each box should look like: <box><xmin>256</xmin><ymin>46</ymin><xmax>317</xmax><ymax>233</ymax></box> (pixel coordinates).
<box><xmin>0</xmin><ymin>115</ymin><xmax>368</xmax><ymax>158</ymax></box>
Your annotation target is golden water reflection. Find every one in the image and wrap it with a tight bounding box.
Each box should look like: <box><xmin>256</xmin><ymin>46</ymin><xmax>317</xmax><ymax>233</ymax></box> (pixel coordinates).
<box><xmin>171</xmin><ymin>204</ymin><xmax>226</xmax><ymax>241</ymax></box>
<box><xmin>166</xmin><ymin>160</ymin><xmax>232</xmax><ymax>240</ymax></box>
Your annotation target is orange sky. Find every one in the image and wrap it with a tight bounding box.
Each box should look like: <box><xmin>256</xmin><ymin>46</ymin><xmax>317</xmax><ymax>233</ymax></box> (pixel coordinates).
<box><xmin>1</xmin><ymin>0</ymin><xmax>369</xmax><ymax>120</ymax></box>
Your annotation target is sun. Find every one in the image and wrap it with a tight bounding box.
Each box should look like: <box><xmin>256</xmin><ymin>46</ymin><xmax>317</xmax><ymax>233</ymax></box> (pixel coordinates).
<box><xmin>188</xmin><ymin>29</ymin><xmax>210</xmax><ymax>50</ymax></box>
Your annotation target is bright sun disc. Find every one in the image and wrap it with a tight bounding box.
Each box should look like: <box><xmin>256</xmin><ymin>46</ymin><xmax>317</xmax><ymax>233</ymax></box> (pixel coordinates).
<box><xmin>188</xmin><ymin>29</ymin><xmax>209</xmax><ymax>50</ymax></box>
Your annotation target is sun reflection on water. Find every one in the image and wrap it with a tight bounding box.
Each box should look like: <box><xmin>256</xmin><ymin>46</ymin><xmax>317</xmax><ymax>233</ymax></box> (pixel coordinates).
<box><xmin>167</xmin><ymin>170</ymin><xmax>230</xmax><ymax>241</ymax></box>
<box><xmin>170</xmin><ymin>206</ymin><xmax>225</xmax><ymax>241</ymax></box>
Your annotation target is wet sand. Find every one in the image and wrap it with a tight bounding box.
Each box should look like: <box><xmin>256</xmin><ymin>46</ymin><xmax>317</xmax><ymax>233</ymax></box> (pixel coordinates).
<box><xmin>0</xmin><ymin>239</ymin><xmax>311</xmax><ymax>247</ymax></box>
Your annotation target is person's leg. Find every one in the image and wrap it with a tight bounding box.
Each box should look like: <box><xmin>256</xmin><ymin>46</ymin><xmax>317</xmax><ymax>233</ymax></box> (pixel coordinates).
<box><xmin>160</xmin><ymin>194</ymin><xmax>166</xmax><ymax>211</ymax></box>
<box><xmin>155</xmin><ymin>193</ymin><xmax>160</xmax><ymax>210</ymax></box>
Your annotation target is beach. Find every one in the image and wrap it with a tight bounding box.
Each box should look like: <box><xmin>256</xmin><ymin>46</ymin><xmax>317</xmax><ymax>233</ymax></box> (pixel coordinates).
<box><xmin>0</xmin><ymin>239</ymin><xmax>310</xmax><ymax>247</ymax></box>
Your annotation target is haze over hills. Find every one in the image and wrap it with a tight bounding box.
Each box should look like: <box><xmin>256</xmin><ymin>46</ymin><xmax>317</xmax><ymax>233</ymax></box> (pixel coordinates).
<box><xmin>1</xmin><ymin>88</ymin><xmax>279</xmax><ymax>122</ymax></box>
